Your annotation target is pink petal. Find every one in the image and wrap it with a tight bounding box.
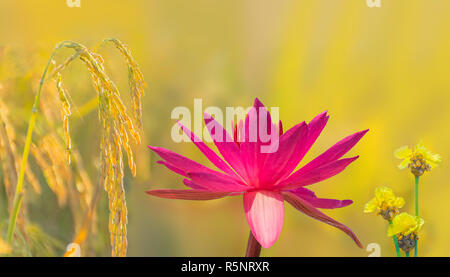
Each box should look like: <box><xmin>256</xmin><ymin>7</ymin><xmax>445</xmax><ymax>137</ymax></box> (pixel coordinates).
<box><xmin>146</xmin><ymin>189</ymin><xmax>231</xmax><ymax>200</ymax></box>
<box><xmin>304</xmin><ymin>111</ymin><xmax>329</xmax><ymax>153</ymax></box>
<box><xmin>259</xmin><ymin>122</ymin><xmax>308</xmax><ymax>186</ymax></box>
<box><xmin>187</xmin><ymin>172</ymin><xmax>249</xmax><ymax>192</ymax></box>
<box><xmin>243</xmin><ymin>191</ymin><xmax>285</xmax><ymax>248</ymax></box>
<box><xmin>283</xmin><ymin>191</ymin><xmax>362</xmax><ymax>248</ymax></box>
<box><xmin>232</xmin><ymin>121</ymin><xmax>238</xmax><ymax>145</ymax></box>
<box><xmin>265</xmin><ymin>111</ymin><xmax>329</xmax><ymax>184</ymax></box>
<box><xmin>183</xmin><ymin>179</ymin><xmax>205</xmax><ymax>190</ymax></box>
<box><xmin>177</xmin><ymin>121</ymin><xmax>240</xmax><ymax>180</ymax></box>
<box><xmin>299</xmin><ymin>129</ymin><xmax>368</xmax><ymax>174</ymax></box>
<box><xmin>239</xmin><ymin>99</ymin><xmax>277</xmax><ymax>185</ymax></box>
<box><xmin>289</xmin><ymin>188</ymin><xmax>353</xmax><ymax>209</ymax></box>
<box><xmin>204</xmin><ymin>113</ymin><xmax>249</xmax><ymax>181</ymax></box>
<box><xmin>290</xmin><ymin>187</ymin><xmax>316</xmax><ymax>198</ymax></box>
<box><xmin>278</xmin><ymin>156</ymin><xmax>359</xmax><ymax>190</ymax></box>
<box><xmin>303</xmin><ymin>197</ymin><xmax>353</xmax><ymax>209</ymax></box>
<box><xmin>149</xmin><ymin>146</ymin><xmax>214</xmax><ymax>175</ymax></box>
<box><xmin>278</xmin><ymin>120</ymin><xmax>283</xmax><ymax>136</ymax></box>
<box><xmin>157</xmin><ymin>160</ymin><xmax>188</xmax><ymax>177</ymax></box>
<box><xmin>156</xmin><ymin>161</ymin><xmax>221</xmax><ymax>191</ymax></box>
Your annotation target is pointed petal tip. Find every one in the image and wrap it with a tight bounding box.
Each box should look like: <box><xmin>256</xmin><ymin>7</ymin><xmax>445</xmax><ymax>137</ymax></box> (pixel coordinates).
<box><xmin>283</xmin><ymin>192</ymin><xmax>363</xmax><ymax>249</ymax></box>
<box><xmin>346</xmin><ymin>155</ymin><xmax>360</xmax><ymax>164</ymax></box>
<box><xmin>342</xmin><ymin>199</ymin><xmax>353</xmax><ymax>207</ymax></box>
<box><xmin>319</xmin><ymin>110</ymin><xmax>328</xmax><ymax>117</ymax></box>
<box><xmin>310</xmin><ymin>110</ymin><xmax>329</xmax><ymax>121</ymax></box>
<box><xmin>253</xmin><ymin>98</ymin><xmax>264</xmax><ymax>107</ymax></box>
<box><xmin>353</xmin><ymin>129</ymin><xmax>369</xmax><ymax>140</ymax></box>
<box><xmin>350</xmin><ymin>155</ymin><xmax>360</xmax><ymax>161</ymax></box>
<box><xmin>148</xmin><ymin>146</ymin><xmax>168</xmax><ymax>155</ymax></box>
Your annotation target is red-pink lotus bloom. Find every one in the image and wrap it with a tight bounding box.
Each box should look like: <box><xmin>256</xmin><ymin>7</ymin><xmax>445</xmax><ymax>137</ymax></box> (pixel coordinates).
<box><xmin>147</xmin><ymin>98</ymin><xmax>367</xmax><ymax>249</ymax></box>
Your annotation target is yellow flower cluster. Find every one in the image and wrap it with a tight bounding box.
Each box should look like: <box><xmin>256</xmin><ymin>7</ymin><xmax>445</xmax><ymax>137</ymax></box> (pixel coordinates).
<box><xmin>365</xmin><ymin>141</ymin><xmax>438</xmax><ymax>256</ymax></box>
<box><xmin>394</xmin><ymin>141</ymin><xmax>442</xmax><ymax>177</ymax></box>
<box><xmin>364</xmin><ymin>186</ymin><xmax>405</xmax><ymax>221</ymax></box>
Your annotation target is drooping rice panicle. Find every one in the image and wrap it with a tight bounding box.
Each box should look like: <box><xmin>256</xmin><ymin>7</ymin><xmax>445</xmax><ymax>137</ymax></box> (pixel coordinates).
<box><xmin>100</xmin><ymin>38</ymin><xmax>146</xmax><ymax>131</ymax></box>
<box><xmin>71</xmin><ymin>43</ymin><xmax>139</xmax><ymax>256</ymax></box>
<box><xmin>5</xmin><ymin>39</ymin><xmax>144</xmax><ymax>257</ymax></box>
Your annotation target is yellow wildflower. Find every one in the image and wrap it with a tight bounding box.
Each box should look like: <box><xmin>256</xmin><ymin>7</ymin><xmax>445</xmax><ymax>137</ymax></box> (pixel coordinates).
<box><xmin>388</xmin><ymin>212</ymin><xmax>424</xmax><ymax>237</ymax></box>
<box><xmin>394</xmin><ymin>141</ymin><xmax>442</xmax><ymax>177</ymax></box>
<box><xmin>364</xmin><ymin>186</ymin><xmax>405</xmax><ymax>221</ymax></box>
<box><xmin>388</xmin><ymin>212</ymin><xmax>424</xmax><ymax>253</ymax></box>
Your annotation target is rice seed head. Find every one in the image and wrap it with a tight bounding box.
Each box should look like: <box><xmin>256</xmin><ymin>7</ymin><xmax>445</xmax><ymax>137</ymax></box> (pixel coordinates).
<box><xmin>102</xmin><ymin>38</ymin><xmax>146</xmax><ymax>131</ymax></box>
<box><xmin>54</xmin><ymin>72</ymin><xmax>72</xmax><ymax>164</ymax></box>
<box><xmin>57</xmin><ymin>40</ymin><xmax>143</xmax><ymax>256</ymax></box>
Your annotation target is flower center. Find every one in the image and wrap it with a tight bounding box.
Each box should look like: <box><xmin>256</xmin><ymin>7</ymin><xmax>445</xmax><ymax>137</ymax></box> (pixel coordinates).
<box><xmin>377</xmin><ymin>203</ymin><xmax>399</xmax><ymax>221</ymax></box>
<box><xmin>409</xmin><ymin>153</ymin><xmax>430</xmax><ymax>177</ymax></box>
<box><xmin>397</xmin><ymin>232</ymin><xmax>418</xmax><ymax>253</ymax></box>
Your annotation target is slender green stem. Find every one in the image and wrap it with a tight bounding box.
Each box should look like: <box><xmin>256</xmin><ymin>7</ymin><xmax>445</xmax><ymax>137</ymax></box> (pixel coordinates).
<box><xmin>405</xmin><ymin>252</ymin><xmax>410</xmax><ymax>257</ymax></box>
<box><xmin>414</xmin><ymin>175</ymin><xmax>420</xmax><ymax>257</ymax></box>
<box><xmin>6</xmin><ymin>42</ymin><xmax>68</xmax><ymax>244</ymax></box>
<box><xmin>415</xmin><ymin>176</ymin><xmax>419</xmax><ymax>217</ymax></box>
<box><xmin>389</xmin><ymin>221</ymin><xmax>401</xmax><ymax>257</ymax></box>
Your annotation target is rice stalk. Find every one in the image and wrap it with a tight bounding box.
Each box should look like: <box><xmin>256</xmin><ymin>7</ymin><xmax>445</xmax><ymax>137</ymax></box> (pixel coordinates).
<box><xmin>0</xmin><ymin>100</ymin><xmax>42</xmax><ymax>211</ymax></box>
<box><xmin>5</xmin><ymin>39</ymin><xmax>144</xmax><ymax>257</ymax></box>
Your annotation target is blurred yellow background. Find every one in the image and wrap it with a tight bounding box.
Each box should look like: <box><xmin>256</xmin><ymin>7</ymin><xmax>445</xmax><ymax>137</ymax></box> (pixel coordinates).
<box><xmin>0</xmin><ymin>0</ymin><xmax>449</xmax><ymax>256</ymax></box>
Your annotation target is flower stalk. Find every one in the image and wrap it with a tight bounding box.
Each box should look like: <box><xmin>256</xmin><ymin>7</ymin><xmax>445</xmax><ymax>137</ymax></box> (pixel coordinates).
<box><xmin>414</xmin><ymin>176</ymin><xmax>419</xmax><ymax>257</ymax></box>
<box><xmin>389</xmin><ymin>221</ymin><xmax>401</xmax><ymax>257</ymax></box>
<box><xmin>245</xmin><ymin>231</ymin><xmax>262</xmax><ymax>257</ymax></box>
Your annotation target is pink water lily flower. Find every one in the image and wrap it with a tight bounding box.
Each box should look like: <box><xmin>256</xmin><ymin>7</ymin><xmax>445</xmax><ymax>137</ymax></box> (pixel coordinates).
<box><xmin>147</xmin><ymin>98</ymin><xmax>367</xmax><ymax>249</ymax></box>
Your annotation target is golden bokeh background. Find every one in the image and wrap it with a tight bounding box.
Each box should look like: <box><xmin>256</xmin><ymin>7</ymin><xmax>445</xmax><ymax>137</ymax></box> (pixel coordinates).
<box><xmin>0</xmin><ymin>0</ymin><xmax>449</xmax><ymax>256</ymax></box>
